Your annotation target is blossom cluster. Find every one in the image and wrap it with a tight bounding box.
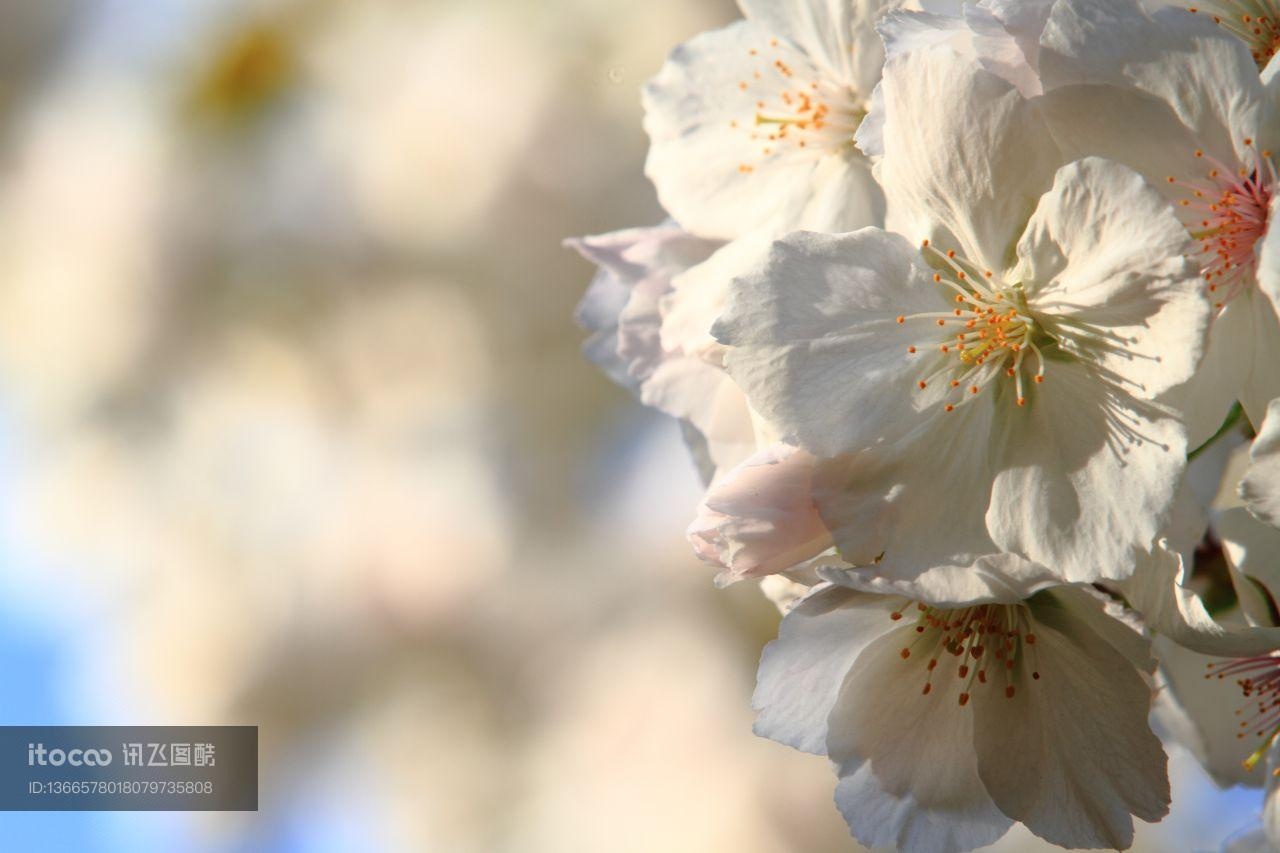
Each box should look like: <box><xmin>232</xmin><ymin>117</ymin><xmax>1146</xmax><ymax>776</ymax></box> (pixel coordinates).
<box><xmin>571</xmin><ymin>0</ymin><xmax>1280</xmax><ymax>849</ymax></box>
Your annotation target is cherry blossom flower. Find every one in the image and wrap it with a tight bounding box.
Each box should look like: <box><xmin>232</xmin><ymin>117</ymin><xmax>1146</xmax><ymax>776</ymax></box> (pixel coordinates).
<box><xmin>1028</xmin><ymin>0</ymin><xmax>1280</xmax><ymax>444</ymax></box>
<box><xmin>753</xmin><ymin>580</ymin><xmax>1169</xmax><ymax>851</ymax></box>
<box><xmin>642</xmin><ymin>0</ymin><xmax>896</xmax><ymax>239</ymax></box>
<box><xmin>715</xmin><ymin>153</ymin><xmax>1207</xmax><ymax>594</ymax></box>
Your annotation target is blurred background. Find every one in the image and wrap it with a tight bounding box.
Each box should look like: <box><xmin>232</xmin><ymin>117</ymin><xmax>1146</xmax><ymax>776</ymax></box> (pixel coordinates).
<box><xmin>0</xmin><ymin>0</ymin><xmax>1263</xmax><ymax>850</ymax></box>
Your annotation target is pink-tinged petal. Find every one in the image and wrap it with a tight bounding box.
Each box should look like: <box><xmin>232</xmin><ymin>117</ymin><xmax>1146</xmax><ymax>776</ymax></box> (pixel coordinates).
<box><xmin>567</xmin><ymin>223</ymin><xmax>721</xmax><ymax>391</ymax></box>
<box><xmin>687</xmin><ymin>443</ymin><xmax>832</xmax><ymax>583</ymax></box>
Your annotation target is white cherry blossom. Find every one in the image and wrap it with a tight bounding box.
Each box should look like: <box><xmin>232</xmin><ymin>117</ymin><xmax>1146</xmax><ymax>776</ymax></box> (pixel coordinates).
<box><xmin>1029</xmin><ymin>0</ymin><xmax>1280</xmax><ymax>444</ymax></box>
<box><xmin>642</xmin><ymin>0</ymin><xmax>896</xmax><ymax>239</ymax></box>
<box><xmin>715</xmin><ymin>154</ymin><xmax>1207</xmax><ymax>595</ymax></box>
<box><xmin>753</xmin><ymin>580</ymin><xmax>1169</xmax><ymax>851</ymax></box>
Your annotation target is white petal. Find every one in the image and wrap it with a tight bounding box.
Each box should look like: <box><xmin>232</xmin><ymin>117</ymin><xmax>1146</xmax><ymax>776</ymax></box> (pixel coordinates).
<box><xmin>1166</xmin><ymin>479</ymin><xmax>1212</xmax><ymax>572</ymax></box>
<box><xmin>1054</xmin><ymin>584</ymin><xmax>1157</xmax><ymax>671</ymax></box>
<box><xmin>738</xmin><ymin>0</ymin><xmax>891</xmax><ymax>91</ymax></box>
<box><xmin>986</xmin><ymin>357</ymin><xmax>1188</xmax><ymax>584</ymax></box>
<box><xmin>816</xmin><ymin>554</ymin><xmax>1065</xmax><ymax>609</ymax></box>
<box><xmin>1243</xmin><ymin>398</ymin><xmax>1280</xmax><ymax>526</ymax></box>
<box><xmin>972</xmin><ymin>592</ymin><xmax>1169</xmax><ymax>850</ymax></box>
<box><xmin>1219</xmin><ymin>506</ymin><xmax>1280</xmax><ymax>604</ymax></box>
<box><xmin>832</xmin><ymin>761</ymin><xmax>1011</xmax><ymax>853</ymax></box>
<box><xmin>873</xmin><ymin>23</ymin><xmax>1063</xmax><ymax>269</ymax></box>
<box><xmin>826</xmin><ymin>618</ymin><xmax>1012</xmax><ymax>852</ymax></box>
<box><xmin>1169</xmin><ymin>297</ymin><xmax>1255</xmax><ymax>450</ymax></box>
<box><xmin>643</xmin><ymin>22</ymin><xmax>880</xmax><ymax>240</ymax></box>
<box><xmin>758</xmin><ymin>571</ymin><xmax>817</xmax><ymax>614</ymax></box>
<box><xmin>1121</xmin><ymin>546</ymin><xmax>1280</xmax><ymax>656</ymax></box>
<box><xmin>800</xmin><ymin>150</ymin><xmax>886</xmax><ymax>237</ymax></box>
<box><xmin>1038</xmin><ymin>0</ymin><xmax>1267</xmax><ymax>162</ymax></box>
<box><xmin>1015</xmin><ymin>157</ymin><xmax>1206</xmax><ymax>399</ymax></box>
<box><xmin>810</xmin><ymin>421</ymin><xmax>1072</xmax><ymax>604</ymax></box>
<box><xmin>979</xmin><ymin>0</ymin><xmax>1057</xmax><ymax>79</ymax></box>
<box><xmin>660</xmin><ymin>231</ymin><xmax>774</xmax><ymax>364</ymax></box>
<box><xmin>1258</xmin><ymin>194</ymin><xmax>1280</xmax><ymax>328</ymax></box>
<box><xmin>964</xmin><ymin>3</ymin><xmax>1048</xmax><ymax>97</ymax></box>
<box><xmin>1036</xmin><ymin>79</ymin><xmax>1208</xmax><ymax>197</ymax></box>
<box><xmin>715</xmin><ymin>228</ymin><xmax>945</xmax><ymax>457</ymax></box>
<box><xmin>812</xmin><ymin>409</ymin><xmax>990</xmax><ymax>565</ymax></box>
<box><xmin>1241</xmin><ymin>288</ymin><xmax>1280</xmax><ymax>436</ymax></box>
<box><xmin>641</xmin><ymin>357</ymin><xmax>758</xmax><ymax>476</ymax></box>
<box><xmin>877</xmin><ymin>10</ymin><xmax>975</xmax><ymax>68</ymax></box>
<box><xmin>751</xmin><ymin>583</ymin><xmax>896</xmax><ymax>754</ymax></box>
<box><xmin>1155</xmin><ymin>634</ymin><xmax>1265</xmax><ymax>790</ymax></box>
<box><xmin>877</xmin><ymin>6</ymin><xmax>1047</xmax><ymax>98</ymax></box>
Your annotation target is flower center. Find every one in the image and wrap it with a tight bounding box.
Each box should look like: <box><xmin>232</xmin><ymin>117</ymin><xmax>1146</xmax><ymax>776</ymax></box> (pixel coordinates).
<box><xmin>896</xmin><ymin>242</ymin><xmax>1048</xmax><ymax>413</ymax></box>
<box><xmin>892</xmin><ymin>602</ymin><xmax>1041</xmax><ymax>705</ymax></box>
<box><xmin>1189</xmin><ymin>1</ymin><xmax>1280</xmax><ymax>68</ymax></box>
<box><xmin>1206</xmin><ymin>653</ymin><xmax>1280</xmax><ymax>774</ymax></box>
<box><xmin>1168</xmin><ymin>143</ymin><xmax>1275</xmax><ymax>308</ymax></box>
<box><xmin>732</xmin><ymin>40</ymin><xmax>864</xmax><ymax>174</ymax></box>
